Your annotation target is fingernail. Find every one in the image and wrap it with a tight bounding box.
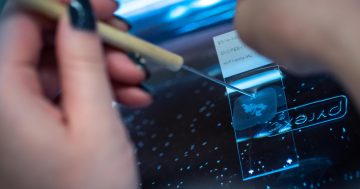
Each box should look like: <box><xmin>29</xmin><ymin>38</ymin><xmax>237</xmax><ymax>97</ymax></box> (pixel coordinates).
<box><xmin>115</xmin><ymin>16</ymin><xmax>132</xmax><ymax>31</ymax></box>
<box><xmin>129</xmin><ymin>53</ymin><xmax>151</xmax><ymax>80</ymax></box>
<box><xmin>139</xmin><ymin>84</ymin><xmax>156</xmax><ymax>97</ymax></box>
<box><xmin>69</xmin><ymin>0</ymin><xmax>96</xmax><ymax>31</ymax></box>
<box><xmin>137</xmin><ymin>63</ymin><xmax>151</xmax><ymax>80</ymax></box>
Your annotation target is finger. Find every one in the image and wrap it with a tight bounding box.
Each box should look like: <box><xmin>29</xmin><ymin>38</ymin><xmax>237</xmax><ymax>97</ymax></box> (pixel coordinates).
<box><xmin>0</xmin><ymin>12</ymin><xmax>42</xmax><ymax>95</ymax></box>
<box><xmin>235</xmin><ymin>0</ymin><xmax>265</xmax><ymax>51</ymax></box>
<box><xmin>106</xmin><ymin>50</ymin><xmax>147</xmax><ymax>85</ymax></box>
<box><xmin>38</xmin><ymin>16</ymin><xmax>132</xmax><ymax>100</ymax></box>
<box><xmin>0</xmin><ymin>12</ymin><xmax>63</xmax><ymax>123</ymax></box>
<box><xmin>114</xmin><ymin>85</ymin><xmax>153</xmax><ymax>108</ymax></box>
<box><xmin>89</xmin><ymin>0</ymin><xmax>119</xmax><ymax>20</ymax></box>
<box><xmin>109</xmin><ymin>16</ymin><xmax>131</xmax><ymax>31</ymax></box>
<box><xmin>37</xmin><ymin>17</ymin><xmax>128</xmax><ymax>100</ymax></box>
<box><xmin>235</xmin><ymin>0</ymin><xmax>328</xmax><ymax>76</ymax></box>
<box><xmin>39</xmin><ymin>7</ymin><xmax>133</xmax><ymax>101</ymax></box>
<box><xmin>57</xmin><ymin>0</ymin><xmax>116</xmax><ymax>125</ymax></box>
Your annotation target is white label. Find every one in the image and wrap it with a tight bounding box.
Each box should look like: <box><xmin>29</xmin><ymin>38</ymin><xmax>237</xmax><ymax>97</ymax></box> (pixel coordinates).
<box><xmin>213</xmin><ymin>31</ymin><xmax>273</xmax><ymax>78</ymax></box>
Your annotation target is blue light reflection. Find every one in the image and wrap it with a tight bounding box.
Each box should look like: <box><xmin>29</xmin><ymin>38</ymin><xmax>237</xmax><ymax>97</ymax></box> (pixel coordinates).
<box><xmin>115</xmin><ymin>0</ymin><xmax>235</xmax><ymax>43</ymax></box>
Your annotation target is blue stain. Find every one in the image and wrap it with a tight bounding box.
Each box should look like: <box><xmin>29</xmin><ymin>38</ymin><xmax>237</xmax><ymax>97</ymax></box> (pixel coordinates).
<box><xmin>242</xmin><ymin>103</ymin><xmax>268</xmax><ymax>117</ymax></box>
<box><xmin>232</xmin><ymin>87</ymin><xmax>278</xmax><ymax>131</ymax></box>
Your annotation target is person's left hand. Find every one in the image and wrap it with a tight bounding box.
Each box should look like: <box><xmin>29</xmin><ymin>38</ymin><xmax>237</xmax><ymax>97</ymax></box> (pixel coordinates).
<box><xmin>0</xmin><ymin>0</ymin><xmax>149</xmax><ymax>188</ymax></box>
<box><xmin>2</xmin><ymin>0</ymin><xmax>153</xmax><ymax>108</ymax></box>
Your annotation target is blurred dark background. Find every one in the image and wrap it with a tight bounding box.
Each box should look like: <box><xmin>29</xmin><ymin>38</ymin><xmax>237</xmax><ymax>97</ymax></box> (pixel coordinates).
<box><xmin>0</xmin><ymin>0</ymin><xmax>7</xmax><ymax>13</ymax></box>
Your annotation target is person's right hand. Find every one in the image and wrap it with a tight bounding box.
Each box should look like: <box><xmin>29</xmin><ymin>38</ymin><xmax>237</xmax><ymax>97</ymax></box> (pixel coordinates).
<box><xmin>234</xmin><ymin>0</ymin><xmax>360</xmax><ymax>75</ymax></box>
<box><xmin>235</xmin><ymin>0</ymin><xmax>360</xmax><ymax>109</ymax></box>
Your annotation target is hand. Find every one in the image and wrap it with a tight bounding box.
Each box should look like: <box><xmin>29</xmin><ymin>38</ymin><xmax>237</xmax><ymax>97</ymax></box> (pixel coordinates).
<box><xmin>234</xmin><ymin>0</ymin><xmax>360</xmax><ymax>108</ymax></box>
<box><xmin>0</xmin><ymin>0</ymin><xmax>144</xmax><ymax>188</ymax></box>
<box><xmin>234</xmin><ymin>0</ymin><xmax>360</xmax><ymax>75</ymax></box>
<box><xmin>2</xmin><ymin>0</ymin><xmax>153</xmax><ymax>108</ymax></box>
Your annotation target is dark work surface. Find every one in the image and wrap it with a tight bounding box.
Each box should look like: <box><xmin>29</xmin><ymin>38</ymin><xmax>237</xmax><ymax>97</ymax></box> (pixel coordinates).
<box><xmin>120</xmin><ymin>67</ymin><xmax>360</xmax><ymax>189</ymax></box>
<box><xmin>119</xmin><ymin>23</ymin><xmax>360</xmax><ymax>189</ymax></box>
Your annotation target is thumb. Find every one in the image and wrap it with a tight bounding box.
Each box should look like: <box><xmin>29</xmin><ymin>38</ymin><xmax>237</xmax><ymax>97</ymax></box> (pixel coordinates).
<box><xmin>57</xmin><ymin>0</ymin><xmax>116</xmax><ymax>127</ymax></box>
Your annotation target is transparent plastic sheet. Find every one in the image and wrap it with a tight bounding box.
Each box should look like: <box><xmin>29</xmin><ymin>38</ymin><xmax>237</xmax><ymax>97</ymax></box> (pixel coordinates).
<box><xmin>226</xmin><ymin>67</ymin><xmax>300</xmax><ymax>180</ymax></box>
<box><xmin>214</xmin><ymin>31</ymin><xmax>299</xmax><ymax>181</ymax></box>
